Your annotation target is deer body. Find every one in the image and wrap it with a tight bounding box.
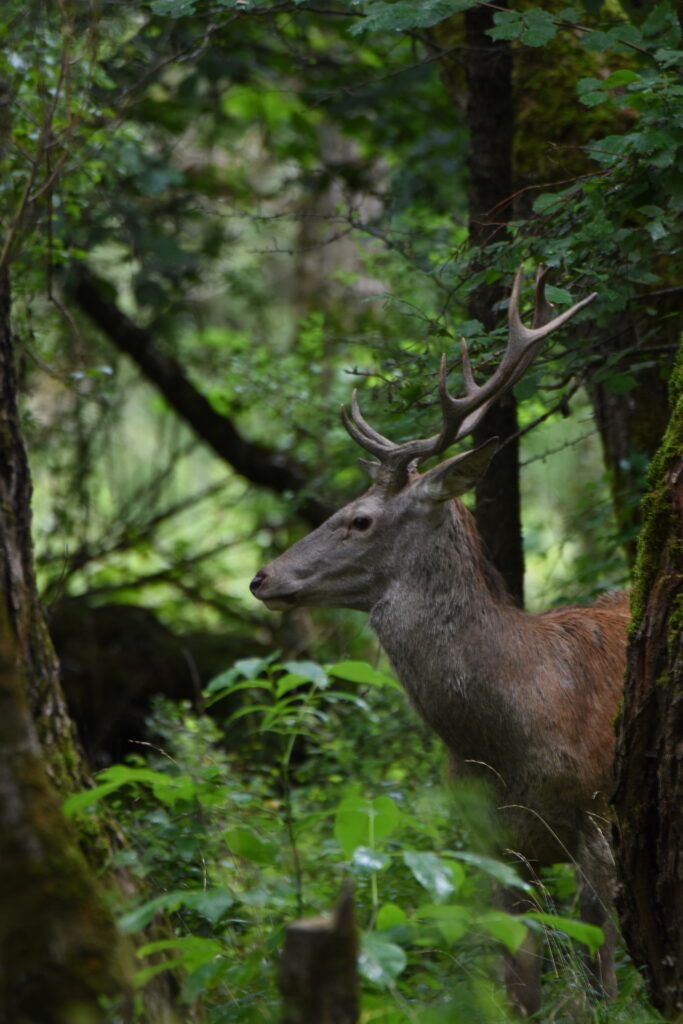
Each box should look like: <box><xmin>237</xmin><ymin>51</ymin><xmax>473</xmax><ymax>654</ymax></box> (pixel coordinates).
<box><xmin>250</xmin><ymin>269</ymin><xmax>629</xmax><ymax>1014</ymax></box>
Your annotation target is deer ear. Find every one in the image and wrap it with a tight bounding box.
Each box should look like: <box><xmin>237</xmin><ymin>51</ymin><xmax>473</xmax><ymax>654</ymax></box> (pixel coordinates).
<box><xmin>416</xmin><ymin>437</ymin><xmax>499</xmax><ymax>502</ymax></box>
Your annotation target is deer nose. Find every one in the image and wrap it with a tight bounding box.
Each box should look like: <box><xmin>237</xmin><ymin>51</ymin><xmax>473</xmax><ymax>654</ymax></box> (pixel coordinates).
<box><xmin>250</xmin><ymin>570</ymin><xmax>268</xmax><ymax>595</ymax></box>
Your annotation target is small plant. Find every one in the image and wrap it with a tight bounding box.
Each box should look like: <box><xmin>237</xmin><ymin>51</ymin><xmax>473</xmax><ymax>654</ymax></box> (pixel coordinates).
<box><xmin>64</xmin><ymin>656</ymin><xmax>644</xmax><ymax>1022</ymax></box>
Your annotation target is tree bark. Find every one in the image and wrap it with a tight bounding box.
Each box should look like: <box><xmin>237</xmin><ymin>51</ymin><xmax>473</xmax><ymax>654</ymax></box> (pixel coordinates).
<box><xmin>613</xmin><ymin>337</ymin><xmax>683</xmax><ymax>1021</ymax></box>
<box><xmin>0</xmin><ymin>267</ymin><xmax>135</xmax><ymax>1022</ymax></box>
<box><xmin>463</xmin><ymin>6</ymin><xmax>523</xmax><ymax>606</ymax></box>
<box><xmin>589</xmin><ymin>305</ymin><xmax>674</xmax><ymax>566</ymax></box>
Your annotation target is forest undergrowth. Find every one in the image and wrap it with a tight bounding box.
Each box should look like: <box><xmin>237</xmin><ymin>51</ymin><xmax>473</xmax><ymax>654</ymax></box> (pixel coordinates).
<box><xmin>65</xmin><ymin>656</ymin><xmax>660</xmax><ymax>1024</ymax></box>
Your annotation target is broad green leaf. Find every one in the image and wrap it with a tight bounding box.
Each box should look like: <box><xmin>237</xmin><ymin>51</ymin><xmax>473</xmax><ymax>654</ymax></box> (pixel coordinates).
<box><xmin>488</xmin><ymin>10</ymin><xmax>524</xmax><ymax>40</ymax></box>
<box><xmin>63</xmin><ymin>766</ymin><xmax>197</xmax><ymax>817</ymax></box>
<box><xmin>274</xmin><ymin>672</ymin><xmax>309</xmax><ymax>697</ymax></box>
<box><xmin>134</xmin><ymin>956</ymin><xmax>185</xmax><ymax>987</ymax></box>
<box><xmin>359</xmin><ymin>932</ymin><xmax>407</xmax><ymax>987</ymax></box>
<box><xmin>185</xmin><ymin>888</ymin><xmax>235</xmax><ymax>923</ymax></box>
<box><xmin>118</xmin><ymin>892</ymin><xmax>186</xmax><ymax>934</ymax></box>
<box><xmin>403</xmin><ymin>851</ymin><xmax>455</xmax><ymax>902</ymax></box>
<box><xmin>334</xmin><ymin>795</ymin><xmax>401</xmax><ymax>858</ymax></box>
<box><xmin>63</xmin><ymin>781</ymin><xmax>126</xmax><ymax>817</ymax></box>
<box><xmin>544</xmin><ymin>285</ymin><xmax>574</xmax><ymax>305</ymax></box>
<box><xmin>224</xmin><ymin>827</ymin><xmax>278</xmax><ymax>865</ymax></box>
<box><xmin>137</xmin><ymin>934</ymin><xmax>223</xmax><ymax>965</ymax></box>
<box><xmin>205</xmin><ymin>652</ymin><xmax>280</xmax><ymax>695</ymax></box>
<box><xmin>446</xmin><ymin>850</ymin><xmax>532</xmax><ymax>892</ymax></box>
<box><xmin>604</xmin><ymin>69</ymin><xmax>641</xmax><ymax>88</ymax></box>
<box><xmin>416</xmin><ymin>903</ymin><xmax>472</xmax><ymax>943</ymax></box>
<box><xmin>328</xmin><ymin>660</ymin><xmax>401</xmax><ymax>691</ymax></box>
<box><xmin>352</xmin><ymin>846</ymin><xmax>391</xmax><ymax>873</ymax></box>
<box><xmin>521</xmin><ymin>8</ymin><xmax>557</xmax><ymax>46</ymax></box>
<box><xmin>376</xmin><ymin>902</ymin><xmax>408</xmax><ymax>930</ymax></box>
<box><xmin>120</xmin><ymin>890</ymin><xmax>235</xmax><ymax>936</ymax></box>
<box><xmin>524</xmin><ymin>912</ymin><xmax>604</xmax><ymax>955</ymax></box>
<box><xmin>282</xmin><ymin>659</ymin><xmax>329</xmax><ymax>688</ymax></box>
<box><xmin>477</xmin><ymin>910</ymin><xmax>528</xmax><ymax>954</ymax></box>
<box><xmin>349</xmin><ymin>0</ymin><xmax>477</xmax><ymax>36</ymax></box>
<box><xmin>183</xmin><ymin>956</ymin><xmax>230</xmax><ymax>1002</ymax></box>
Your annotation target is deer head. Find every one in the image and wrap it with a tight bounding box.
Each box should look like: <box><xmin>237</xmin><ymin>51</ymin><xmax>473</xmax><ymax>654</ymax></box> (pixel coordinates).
<box><xmin>250</xmin><ymin>266</ymin><xmax>596</xmax><ymax>613</ymax></box>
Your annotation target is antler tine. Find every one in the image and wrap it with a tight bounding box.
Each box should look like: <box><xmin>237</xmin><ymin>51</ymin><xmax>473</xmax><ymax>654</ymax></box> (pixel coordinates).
<box><xmin>532</xmin><ymin>264</ymin><xmax>554</xmax><ymax>328</ymax></box>
<box><xmin>437</xmin><ymin>266</ymin><xmax>597</xmax><ymax>445</ymax></box>
<box><xmin>341</xmin><ymin>389</ymin><xmax>443</xmax><ymax>474</ymax></box>
<box><xmin>508</xmin><ymin>265</ymin><xmax>597</xmax><ymax>355</ymax></box>
<box><xmin>341</xmin><ymin>267</ymin><xmax>597</xmax><ymax>478</ymax></box>
<box><xmin>340</xmin><ymin>392</ymin><xmax>391</xmax><ymax>460</ymax></box>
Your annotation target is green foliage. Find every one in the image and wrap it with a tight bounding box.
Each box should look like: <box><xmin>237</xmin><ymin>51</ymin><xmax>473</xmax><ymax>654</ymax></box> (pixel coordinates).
<box><xmin>62</xmin><ymin>655</ymin><xmax>652</xmax><ymax>1020</ymax></box>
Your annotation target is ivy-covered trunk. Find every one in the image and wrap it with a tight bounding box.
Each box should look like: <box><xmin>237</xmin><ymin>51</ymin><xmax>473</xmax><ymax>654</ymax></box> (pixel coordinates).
<box><xmin>0</xmin><ymin>267</ymin><xmax>135</xmax><ymax>1023</ymax></box>
<box><xmin>613</xmin><ymin>338</ymin><xmax>683</xmax><ymax>1020</ymax></box>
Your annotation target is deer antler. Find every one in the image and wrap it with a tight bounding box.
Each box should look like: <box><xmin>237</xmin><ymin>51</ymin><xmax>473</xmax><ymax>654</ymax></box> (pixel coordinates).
<box><xmin>341</xmin><ymin>266</ymin><xmax>596</xmax><ymax>480</ymax></box>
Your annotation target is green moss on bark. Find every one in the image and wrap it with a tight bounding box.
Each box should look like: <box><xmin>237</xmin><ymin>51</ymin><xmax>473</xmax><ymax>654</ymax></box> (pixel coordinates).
<box><xmin>629</xmin><ymin>340</ymin><xmax>683</xmax><ymax>628</ymax></box>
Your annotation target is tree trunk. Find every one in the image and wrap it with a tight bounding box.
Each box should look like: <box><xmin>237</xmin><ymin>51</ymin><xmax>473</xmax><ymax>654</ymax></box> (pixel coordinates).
<box><xmin>613</xmin><ymin>337</ymin><xmax>683</xmax><ymax>1021</ymax></box>
<box><xmin>0</xmin><ymin>267</ymin><xmax>136</xmax><ymax>1023</ymax></box>
<box><xmin>589</xmin><ymin>305</ymin><xmax>674</xmax><ymax>567</ymax></box>
<box><xmin>463</xmin><ymin>5</ymin><xmax>523</xmax><ymax>606</ymax></box>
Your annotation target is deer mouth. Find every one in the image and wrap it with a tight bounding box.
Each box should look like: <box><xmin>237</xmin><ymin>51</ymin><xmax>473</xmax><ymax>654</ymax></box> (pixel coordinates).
<box><xmin>263</xmin><ymin>594</ymin><xmax>298</xmax><ymax>611</ymax></box>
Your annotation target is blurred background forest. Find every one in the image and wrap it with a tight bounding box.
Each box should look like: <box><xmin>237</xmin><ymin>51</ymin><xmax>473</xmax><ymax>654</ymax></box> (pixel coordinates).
<box><xmin>1</xmin><ymin>0</ymin><xmax>681</xmax><ymax>1020</ymax></box>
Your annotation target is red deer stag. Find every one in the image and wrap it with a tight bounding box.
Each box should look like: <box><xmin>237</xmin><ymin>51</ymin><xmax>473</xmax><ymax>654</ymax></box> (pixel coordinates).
<box><xmin>250</xmin><ymin>268</ymin><xmax>629</xmax><ymax>1016</ymax></box>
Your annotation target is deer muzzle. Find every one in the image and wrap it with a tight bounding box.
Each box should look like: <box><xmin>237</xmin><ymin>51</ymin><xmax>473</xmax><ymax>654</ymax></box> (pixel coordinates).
<box><xmin>249</xmin><ymin>569</ymin><xmax>298</xmax><ymax>610</ymax></box>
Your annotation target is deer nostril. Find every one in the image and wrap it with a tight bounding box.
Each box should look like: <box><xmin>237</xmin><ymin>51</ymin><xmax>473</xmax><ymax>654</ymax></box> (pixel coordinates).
<box><xmin>250</xmin><ymin>570</ymin><xmax>267</xmax><ymax>595</ymax></box>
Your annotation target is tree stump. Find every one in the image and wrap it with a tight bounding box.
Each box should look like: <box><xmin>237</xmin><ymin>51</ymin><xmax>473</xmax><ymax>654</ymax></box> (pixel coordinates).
<box><xmin>279</xmin><ymin>884</ymin><xmax>359</xmax><ymax>1024</ymax></box>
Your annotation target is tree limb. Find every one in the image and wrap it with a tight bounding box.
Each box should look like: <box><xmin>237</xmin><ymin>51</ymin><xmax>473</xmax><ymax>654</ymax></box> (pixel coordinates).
<box><xmin>65</xmin><ymin>264</ymin><xmax>331</xmax><ymax>526</ymax></box>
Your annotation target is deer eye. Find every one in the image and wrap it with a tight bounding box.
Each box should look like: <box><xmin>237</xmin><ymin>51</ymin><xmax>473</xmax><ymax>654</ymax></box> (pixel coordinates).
<box><xmin>351</xmin><ymin>515</ymin><xmax>372</xmax><ymax>532</ymax></box>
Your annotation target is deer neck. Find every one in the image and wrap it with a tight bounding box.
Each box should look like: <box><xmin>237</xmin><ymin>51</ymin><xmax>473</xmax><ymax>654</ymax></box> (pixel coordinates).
<box><xmin>369</xmin><ymin>501</ymin><xmax>525</xmax><ymax>758</ymax></box>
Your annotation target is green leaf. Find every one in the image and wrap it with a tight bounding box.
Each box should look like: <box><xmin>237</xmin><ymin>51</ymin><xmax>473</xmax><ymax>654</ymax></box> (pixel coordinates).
<box><xmin>544</xmin><ymin>285</ymin><xmax>574</xmax><ymax>305</ymax></box>
<box><xmin>150</xmin><ymin>0</ymin><xmax>198</xmax><ymax>14</ymax></box>
<box><xmin>603</xmin><ymin>69</ymin><xmax>641</xmax><ymax>88</ymax></box>
<box><xmin>532</xmin><ymin>192</ymin><xmax>562</xmax><ymax>214</ymax></box>
<box><xmin>224</xmin><ymin>827</ymin><xmax>279</xmax><ymax>865</ymax></box>
<box><xmin>416</xmin><ymin>903</ymin><xmax>472</xmax><ymax>943</ymax></box>
<box><xmin>118</xmin><ymin>891</ymin><xmax>205</xmax><ymax>934</ymax></box>
<box><xmin>63</xmin><ymin>766</ymin><xmax>197</xmax><ymax>817</ymax></box>
<box><xmin>359</xmin><ymin>933</ymin><xmax>407</xmax><ymax>987</ymax></box>
<box><xmin>352</xmin><ymin>846</ymin><xmax>391</xmax><ymax>873</ymax></box>
<box><xmin>604</xmin><ymin>372</ymin><xmax>638</xmax><ymax>394</ymax></box>
<box><xmin>446</xmin><ymin>851</ymin><xmax>532</xmax><ymax>891</ymax></box>
<box><xmin>477</xmin><ymin>910</ymin><xmax>528</xmax><ymax>954</ymax></box>
<box><xmin>579</xmin><ymin>90</ymin><xmax>608</xmax><ymax>108</ymax></box>
<box><xmin>403</xmin><ymin>851</ymin><xmax>455</xmax><ymax>902</ymax></box>
<box><xmin>185</xmin><ymin>888</ymin><xmax>235</xmax><ymax>923</ymax></box>
<box><xmin>488</xmin><ymin>10</ymin><xmax>524</xmax><ymax>40</ymax></box>
<box><xmin>523</xmin><ymin>912</ymin><xmax>604</xmax><ymax>955</ymax></box>
<box><xmin>349</xmin><ymin>0</ymin><xmax>477</xmax><ymax>36</ymax></box>
<box><xmin>521</xmin><ymin>8</ymin><xmax>557</xmax><ymax>46</ymax></box>
<box><xmin>281</xmin><ymin>660</ymin><xmax>329</xmax><ymax>688</ymax></box>
<box><xmin>274</xmin><ymin>672</ymin><xmax>309</xmax><ymax>697</ymax></box>
<box><xmin>205</xmin><ymin>652</ymin><xmax>280</xmax><ymax>695</ymax></box>
<box><xmin>334</xmin><ymin>794</ymin><xmax>401</xmax><ymax>858</ymax></box>
<box><xmin>328</xmin><ymin>660</ymin><xmax>401</xmax><ymax>690</ymax></box>
<box><xmin>376</xmin><ymin>902</ymin><xmax>408</xmax><ymax>930</ymax></box>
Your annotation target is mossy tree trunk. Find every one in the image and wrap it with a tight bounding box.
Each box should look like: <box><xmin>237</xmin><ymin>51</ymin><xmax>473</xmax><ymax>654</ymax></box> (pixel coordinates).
<box><xmin>0</xmin><ymin>267</ymin><xmax>136</xmax><ymax>1023</ymax></box>
<box><xmin>613</xmin><ymin>337</ymin><xmax>683</xmax><ymax>1021</ymax></box>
